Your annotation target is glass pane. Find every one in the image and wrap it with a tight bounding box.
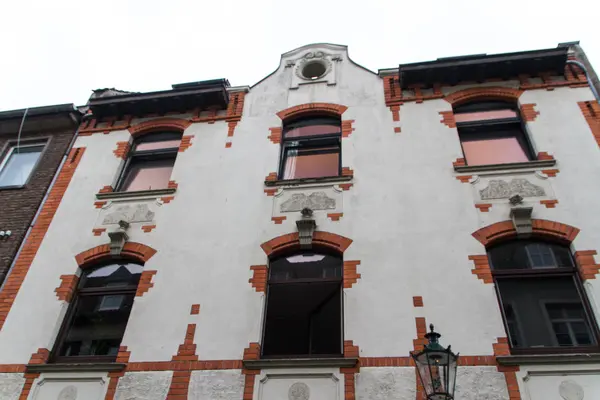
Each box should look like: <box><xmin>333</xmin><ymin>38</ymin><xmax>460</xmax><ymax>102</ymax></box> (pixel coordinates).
<box><xmin>462</xmin><ymin>136</ymin><xmax>529</xmax><ymax>166</ymax></box>
<box><xmin>81</xmin><ymin>264</ymin><xmax>143</xmax><ymax>288</ymax></box>
<box><xmin>0</xmin><ymin>146</ymin><xmax>43</xmax><ymax>186</ymax></box>
<box><xmin>282</xmin><ymin>148</ymin><xmax>339</xmax><ymax>179</ymax></box>
<box><xmin>489</xmin><ymin>241</ymin><xmax>572</xmax><ymax>270</ymax></box>
<box><xmin>135</xmin><ymin>139</ymin><xmax>181</xmax><ymax>151</ymax></box>
<box><xmin>284</xmin><ymin>124</ymin><xmax>341</xmax><ymax>139</ymax></box>
<box><xmin>454</xmin><ymin>109</ymin><xmax>518</xmax><ymax>123</ymax></box>
<box><xmin>120</xmin><ymin>158</ymin><xmax>175</xmax><ymax>191</ymax></box>
<box><xmin>526</xmin><ymin>243</ymin><xmax>556</xmax><ymax>268</ymax></box>
<box><xmin>270</xmin><ymin>253</ymin><xmax>342</xmax><ymax>281</ymax></box>
<box><xmin>59</xmin><ymin>293</ymin><xmax>135</xmax><ymax>357</ymax></box>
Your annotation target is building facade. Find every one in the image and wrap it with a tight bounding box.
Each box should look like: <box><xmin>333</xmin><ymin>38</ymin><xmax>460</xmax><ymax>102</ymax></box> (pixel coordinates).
<box><xmin>0</xmin><ymin>43</ymin><xmax>599</xmax><ymax>400</ymax></box>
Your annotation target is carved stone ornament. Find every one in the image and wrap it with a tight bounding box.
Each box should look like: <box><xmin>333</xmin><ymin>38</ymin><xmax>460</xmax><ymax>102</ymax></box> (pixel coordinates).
<box><xmin>480</xmin><ymin>178</ymin><xmax>546</xmax><ymax>200</ymax></box>
<box><xmin>559</xmin><ymin>380</ymin><xmax>584</xmax><ymax>400</ymax></box>
<box><xmin>108</xmin><ymin>220</ymin><xmax>130</xmax><ymax>255</ymax></box>
<box><xmin>288</xmin><ymin>382</ymin><xmax>310</xmax><ymax>400</ymax></box>
<box><xmin>57</xmin><ymin>385</ymin><xmax>78</xmax><ymax>400</ymax></box>
<box><xmin>281</xmin><ymin>192</ymin><xmax>336</xmax><ymax>213</ymax></box>
<box><xmin>510</xmin><ymin>207</ymin><xmax>533</xmax><ymax>236</ymax></box>
<box><xmin>102</xmin><ymin>204</ymin><xmax>155</xmax><ymax>225</ymax></box>
<box><xmin>296</xmin><ymin>208</ymin><xmax>316</xmax><ymax>249</ymax></box>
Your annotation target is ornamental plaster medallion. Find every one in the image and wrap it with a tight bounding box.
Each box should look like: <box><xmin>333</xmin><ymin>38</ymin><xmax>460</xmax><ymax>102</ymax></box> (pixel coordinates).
<box><xmin>559</xmin><ymin>380</ymin><xmax>584</xmax><ymax>400</ymax></box>
<box><xmin>102</xmin><ymin>203</ymin><xmax>155</xmax><ymax>225</ymax></box>
<box><xmin>295</xmin><ymin>52</ymin><xmax>334</xmax><ymax>80</ymax></box>
<box><xmin>288</xmin><ymin>382</ymin><xmax>310</xmax><ymax>400</ymax></box>
<box><xmin>479</xmin><ymin>178</ymin><xmax>545</xmax><ymax>200</ymax></box>
<box><xmin>280</xmin><ymin>192</ymin><xmax>336</xmax><ymax>212</ymax></box>
<box><xmin>57</xmin><ymin>385</ymin><xmax>77</xmax><ymax>400</ymax></box>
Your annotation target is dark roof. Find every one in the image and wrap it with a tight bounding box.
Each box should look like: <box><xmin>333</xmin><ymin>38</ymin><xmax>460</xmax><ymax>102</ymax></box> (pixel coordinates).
<box><xmin>399</xmin><ymin>47</ymin><xmax>568</xmax><ymax>89</ymax></box>
<box><xmin>88</xmin><ymin>79</ymin><xmax>230</xmax><ymax>118</ymax></box>
<box><xmin>0</xmin><ymin>104</ymin><xmax>78</xmax><ymax>121</ymax></box>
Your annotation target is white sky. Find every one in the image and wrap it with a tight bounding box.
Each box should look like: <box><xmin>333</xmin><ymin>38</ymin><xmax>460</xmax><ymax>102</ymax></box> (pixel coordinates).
<box><xmin>0</xmin><ymin>0</ymin><xmax>598</xmax><ymax>111</ymax></box>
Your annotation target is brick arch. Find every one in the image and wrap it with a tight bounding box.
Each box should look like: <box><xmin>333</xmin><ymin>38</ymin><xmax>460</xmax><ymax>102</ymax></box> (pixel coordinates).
<box><xmin>472</xmin><ymin>219</ymin><xmax>580</xmax><ymax>247</ymax></box>
<box><xmin>445</xmin><ymin>87</ymin><xmax>524</xmax><ymax>107</ymax></box>
<box><xmin>128</xmin><ymin>117</ymin><xmax>192</xmax><ymax>137</ymax></box>
<box><xmin>276</xmin><ymin>103</ymin><xmax>348</xmax><ymax>121</ymax></box>
<box><xmin>75</xmin><ymin>242</ymin><xmax>157</xmax><ymax>269</ymax></box>
<box><xmin>260</xmin><ymin>231</ymin><xmax>353</xmax><ymax>257</ymax></box>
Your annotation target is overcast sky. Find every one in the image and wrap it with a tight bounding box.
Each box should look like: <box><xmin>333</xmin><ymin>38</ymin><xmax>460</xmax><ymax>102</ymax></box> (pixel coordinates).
<box><xmin>0</xmin><ymin>0</ymin><xmax>598</xmax><ymax>111</ymax></box>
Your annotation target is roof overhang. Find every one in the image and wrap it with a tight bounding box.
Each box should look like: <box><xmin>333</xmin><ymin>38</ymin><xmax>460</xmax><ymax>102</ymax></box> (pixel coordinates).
<box><xmin>0</xmin><ymin>104</ymin><xmax>80</xmax><ymax>135</ymax></box>
<box><xmin>398</xmin><ymin>47</ymin><xmax>568</xmax><ymax>89</ymax></box>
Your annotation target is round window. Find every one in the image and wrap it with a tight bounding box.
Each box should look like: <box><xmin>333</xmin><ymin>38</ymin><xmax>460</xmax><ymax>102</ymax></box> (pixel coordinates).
<box><xmin>301</xmin><ymin>61</ymin><xmax>327</xmax><ymax>80</ymax></box>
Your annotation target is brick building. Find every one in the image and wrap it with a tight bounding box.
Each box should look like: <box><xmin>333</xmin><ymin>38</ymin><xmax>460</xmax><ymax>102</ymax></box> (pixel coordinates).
<box><xmin>0</xmin><ymin>42</ymin><xmax>599</xmax><ymax>399</ymax></box>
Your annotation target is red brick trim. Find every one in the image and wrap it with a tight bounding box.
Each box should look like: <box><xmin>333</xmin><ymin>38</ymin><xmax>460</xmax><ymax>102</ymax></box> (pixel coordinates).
<box><xmin>227</xmin><ymin>121</ymin><xmax>238</xmax><ymax>137</ymax></box>
<box><xmin>276</xmin><ymin>103</ymin><xmax>348</xmax><ymax>121</ymax></box>
<box><xmin>394</xmin><ymin>127</ymin><xmax>401</xmax><ymax>133</ymax></box>
<box><xmin>99</xmin><ymin>185</ymin><xmax>114</xmax><ymax>193</ymax></box>
<box><xmin>542</xmin><ymin>169</ymin><xmax>559</xmax><ymax>177</ymax></box>
<box><xmin>128</xmin><ymin>117</ymin><xmax>192</xmax><ymax>137</ymax></box>
<box><xmin>265</xmin><ymin>172</ymin><xmax>278</xmax><ymax>182</ymax></box>
<box><xmin>242</xmin><ymin>370</ymin><xmax>259</xmax><ymax>400</ymax></box>
<box><xmin>0</xmin><ymin>147</ymin><xmax>85</xmax><ymax>331</ymax></box>
<box><xmin>456</xmin><ymin>175</ymin><xmax>472</xmax><ymax>183</ymax></box>
<box><xmin>172</xmin><ymin>324</ymin><xmax>199</xmax><ymax>361</ymax></box>
<box><xmin>472</xmin><ymin>219</ymin><xmax>579</xmax><ymax>247</ymax></box>
<box><xmin>578</xmin><ymin>101</ymin><xmax>600</xmax><ymax>147</ymax></box>
<box><xmin>338</xmin><ymin>183</ymin><xmax>353</xmax><ymax>191</ymax></box>
<box><xmin>113</xmin><ymin>141</ymin><xmax>131</xmax><ymax>159</ymax></box>
<box><xmin>75</xmin><ymin>242</ymin><xmax>157</xmax><ymax>269</ymax></box>
<box><xmin>55</xmin><ymin>275</ymin><xmax>79</xmax><ymax>302</ymax></box>
<box><xmin>343</xmin><ymin>261</ymin><xmax>361</xmax><ymax>289</ymax></box>
<box><xmin>167</xmin><ymin>180</ymin><xmax>178</xmax><ymax>189</ymax></box>
<box><xmin>179</xmin><ymin>135</ymin><xmax>194</xmax><ymax>152</ymax></box>
<box><xmin>341</xmin><ymin>167</ymin><xmax>354</xmax><ymax>177</ymax></box>
<box><xmin>226</xmin><ymin>92</ymin><xmax>246</xmax><ymax>122</ymax></box>
<box><xmin>440</xmin><ymin>111</ymin><xmax>457</xmax><ymax>128</ymax></box>
<box><xmin>261</xmin><ymin>231</ymin><xmax>353</xmax><ymax>257</ymax></box>
<box><xmin>536</xmin><ymin>151</ymin><xmax>554</xmax><ymax>161</ymax></box>
<box><xmin>267</xmin><ymin>127</ymin><xmax>282</xmax><ymax>144</ymax></box>
<box><xmin>79</xmin><ymin>116</ymin><xmax>133</xmax><ymax>136</ymax></box>
<box><xmin>340</xmin><ymin>340</ymin><xmax>360</xmax><ymax>400</ymax></box>
<box><xmin>94</xmin><ymin>201</ymin><xmax>107</xmax><ymax>209</ymax></box>
<box><xmin>341</xmin><ymin>120</ymin><xmax>355</xmax><ymax>138</ymax></box>
<box><xmin>224</xmin><ymin>141</ymin><xmax>232</xmax><ymax>148</ymax></box>
<box><xmin>28</xmin><ymin>348</ymin><xmax>50</xmax><ymax>365</ymax></box>
<box><xmin>141</xmin><ymin>225</ymin><xmax>156</xmax><ymax>233</ymax></box>
<box><xmin>575</xmin><ymin>250</ymin><xmax>600</xmax><ymax>280</ymax></box>
<box><xmin>413</xmin><ymin>317</ymin><xmax>428</xmax><ymax>400</ymax></box>
<box><xmin>475</xmin><ymin>203</ymin><xmax>492</xmax><ymax>212</ymax></box>
<box><xmin>327</xmin><ymin>212</ymin><xmax>343</xmax><ymax>221</ymax></box>
<box><xmin>116</xmin><ymin>346</ymin><xmax>131</xmax><ymax>363</ymax></box>
<box><xmin>161</xmin><ymin>196</ymin><xmax>175</xmax><ymax>204</ymax></box>
<box><xmin>190</xmin><ymin>304</ymin><xmax>200</xmax><ymax>315</ymax></box>
<box><xmin>469</xmin><ymin>255</ymin><xmax>493</xmax><ymax>283</ymax></box>
<box><xmin>343</xmin><ymin>340</ymin><xmax>359</xmax><ymax>358</ymax></box>
<box><xmin>452</xmin><ymin>157</ymin><xmax>466</xmax><ymax>167</ymax></box>
<box><xmin>92</xmin><ymin>228</ymin><xmax>106</xmax><ymax>236</ymax></box>
<box><xmin>243</xmin><ymin>343</ymin><xmax>261</xmax><ymax>360</ymax></box>
<box><xmin>390</xmin><ymin>105</ymin><xmax>400</xmax><ymax>121</ymax></box>
<box><xmin>493</xmin><ymin>338</ymin><xmax>522</xmax><ymax>400</ymax></box>
<box><xmin>520</xmin><ymin>104</ymin><xmax>540</xmax><ymax>121</ymax></box>
<box><xmin>271</xmin><ymin>216</ymin><xmax>286</xmax><ymax>224</ymax></box>
<box><xmin>249</xmin><ymin>265</ymin><xmax>267</xmax><ymax>293</ymax></box>
<box><xmin>167</xmin><ymin>371</ymin><xmax>191</xmax><ymax>399</ymax></box>
<box><xmin>540</xmin><ymin>199</ymin><xmax>558</xmax><ymax>208</ymax></box>
<box><xmin>19</xmin><ymin>373</ymin><xmax>40</xmax><ymax>400</ymax></box>
<box><xmin>445</xmin><ymin>87</ymin><xmax>524</xmax><ymax>107</ymax></box>
<box><xmin>264</xmin><ymin>188</ymin><xmax>277</xmax><ymax>196</ymax></box>
<box><xmin>413</xmin><ymin>296</ymin><xmax>424</xmax><ymax>307</ymax></box>
<box><xmin>136</xmin><ymin>270</ymin><xmax>157</xmax><ymax>297</ymax></box>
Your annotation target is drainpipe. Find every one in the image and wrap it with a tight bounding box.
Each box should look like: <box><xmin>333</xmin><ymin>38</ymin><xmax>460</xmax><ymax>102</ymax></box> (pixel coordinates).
<box><xmin>0</xmin><ymin>110</ymin><xmax>82</xmax><ymax>290</ymax></box>
<box><xmin>566</xmin><ymin>59</ymin><xmax>600</xmax><ymax>104</ymax></box>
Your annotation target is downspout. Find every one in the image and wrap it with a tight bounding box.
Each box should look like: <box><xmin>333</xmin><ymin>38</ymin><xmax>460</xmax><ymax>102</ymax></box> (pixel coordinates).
<box><xmin>0</xmin><ymin>110</ymin><xmax>82</xmax><ymax>290</ymax></box>
<box><xmin>566</xmin><ymin>60</ymin><xmax>600</xmax><ymax>103</ymax></box>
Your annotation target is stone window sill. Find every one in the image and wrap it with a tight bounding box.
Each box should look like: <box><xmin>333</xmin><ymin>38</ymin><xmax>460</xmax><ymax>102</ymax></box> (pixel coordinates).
<box><xmin>454</xmin><ymin>159</ymin><xmax>556</xmax><ymax>174</ymax></box>
<box><xmin>264</xmin><ymin>175</ymin><xmax>353</xmax><ymax>188</ymax></box>
<box><xmin>243</xmin><ymin>357</ymin><xmax>358</xmax><ymax>370</ymax></box>
<box><xmin>96</xmin><ymin>188</ymin><xmax>176</xmax><ymax>201</ymax></box>
<box><xmin>26</xmin><ymin>363</ymin><xmax>126</xmax><ymax>373</ymax></box>
<box><xmin>496</xmin><ymin>353</ymin><xmax>600</xmax><ymax>365</ymax></box>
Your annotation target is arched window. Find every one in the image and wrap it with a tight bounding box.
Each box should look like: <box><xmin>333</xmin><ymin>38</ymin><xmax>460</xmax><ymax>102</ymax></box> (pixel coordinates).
<box><xmin>488</xmin><ymin>240</ymin><xmax>599</xmax><ymax>351</ymax></box>
<box><xmin>116</xmin><ymin>132</ymin><xmax>182</xmax><ymax>192</ymax></box>
<box><xmin>454</xmin><ymin>101</ymin><xmax>534</xmax><ymax>166</ymax></box>
<box><xmin>262</xmin><ymin>251</ymin><xmax>343</xmax><ymax>357</ymax></box>
<box><xmin>279</xmin><ymin>115</ymin><xmax>341</xmax><ymax>180</ymax></box>
<box><xmin>52</xmin><ymin>262</ymin><xmax>144</xmax><ymax>363</ymax></box>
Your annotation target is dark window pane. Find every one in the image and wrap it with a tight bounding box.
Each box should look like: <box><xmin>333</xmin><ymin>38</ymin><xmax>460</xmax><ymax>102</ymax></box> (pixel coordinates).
<box><xmin>489</xmin><ymin>241</ymin><xmax>574</xmax><ymax>271</ymax></box>
<box><xmin>282</xmin><ymin>148</ymin><xmax>339</xmax><ymax>179</ymax></box>
<box><xmin>59</xmin><ymin>294</ymin><xmax>135</xmax><ymax>357</ymax></box>
<box><xmin>120</xmin><ymin>158</ymin><xmax>175</xmax><ymax>191</ymax></box>
<box><xmin>455</xmin><ymin>109</ymin><xmax>518</xmax><ymax>123</ymax></box>
<box><xmin>135</xmin><ymin>139</ymin><xmax>181</xmax><ymax>151</ymax></box>
<box><xmin>496</xmin><ymin>277</ymin><xmax>595</xmax><ymax>348</ymax></box>
<box><xmin>81</xmin><ymin>264</ymin><xmax>143</xmax><ymax>288</ymax></box>
<box><xmin>269</xmin><ymin>253</ymin><xmax>342</xmax><ymax>282</ymax></box>
<box><xmin>0</xmin><ymin>145</ymin><xmax>44</xmax><ymax>187</ymax></box>
<box><xmin>284</xmin><ymin>124</ymin><xmax>341</xmax><ymax>139</ymax></box>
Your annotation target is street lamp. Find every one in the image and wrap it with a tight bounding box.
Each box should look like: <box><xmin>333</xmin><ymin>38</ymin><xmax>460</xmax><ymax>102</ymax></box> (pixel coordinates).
<box><xmin>411</xmin><ymin>324</ymin><xmax>459</xmax><ymax>400</ymax></box>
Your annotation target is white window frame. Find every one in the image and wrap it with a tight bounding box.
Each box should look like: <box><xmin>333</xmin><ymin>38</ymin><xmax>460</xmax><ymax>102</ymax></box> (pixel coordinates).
<box><xmin>0</xmin><ymin>142</ymin><xmax>46</xmax><ymax>188</ymax></box>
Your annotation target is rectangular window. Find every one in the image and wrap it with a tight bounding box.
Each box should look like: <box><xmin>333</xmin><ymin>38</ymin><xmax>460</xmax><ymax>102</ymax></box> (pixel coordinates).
<box><xmin>0</xmin><ymin>144</ymin><xmax>45</xmax><ymax>187</ymax></box>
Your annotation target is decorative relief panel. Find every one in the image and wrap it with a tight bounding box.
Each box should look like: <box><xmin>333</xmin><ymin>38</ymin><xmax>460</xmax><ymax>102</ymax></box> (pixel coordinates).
<box><xmin>285</xmin><ymin>47</ymin><xmax>343</xmax><ymax>89</ymax></box>
<box><xmin>272</xmin><ymin>184</ymin><xmax>343</xmax><ymax>221</ymax></box>
<box><xmin>479</xmin><ymin>178</ymin><xmax>546</xmax><ymax>200</ymax></box>
<box><xmin>521</xmin><ymin>370</ymin><xmax>600</xmax><ymax>400</ymax></box>
<box><xmin>95</xmin><ymin>200</ymin><xmax>160</xmax><ymax>230</ymax></box>
<box><xmin>469</xmin><ymin>171</ymin><xmax>556</xmax><ymax>206</ymax></box>
<box><xmin>256</xmin><ymin>372</ymin><xmax>341</xmax><ymax>400</ymax></box>
<box><xmin>29</xmin><ymin>375</ymin><xmax>107</xmax><ymax>400</ymax></box>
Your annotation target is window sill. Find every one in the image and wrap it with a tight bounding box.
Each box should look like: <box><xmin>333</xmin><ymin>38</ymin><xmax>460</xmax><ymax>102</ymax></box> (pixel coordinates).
<box><xmin>25</xmin><ymin>362</ymin><xmax>126</xmax><ymax>373</ymax></box>
<box><xmin>496</xmin><ymin>353</ymin><xmax>600</xmax><ymax>366</ymax></box>
<box><xmin>0</xmin><ymin>184</ymin><xmax>26</xmax><ymax>191</ymax></box>
<box><xmin>96</xmin><ymin>188</ymin><xmax>176</xmax><ymax>200</ymax></box>
<box><xmin>243</xmin><ymin>357</ymin><xmax>358</xmax><ymax>370</ymax></box>
<box><xmin>454</xmin><ymin>159</ymin><xmax>556</xmax><ymax>173</ymax></box>
<box><xmin>264</xmin><ymin>175</ymin><xmax>353</xmax><ymax>187</ymax></box>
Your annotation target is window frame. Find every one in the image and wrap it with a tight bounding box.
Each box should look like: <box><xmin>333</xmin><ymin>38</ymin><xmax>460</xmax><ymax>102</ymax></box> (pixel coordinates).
<box><xmin>114</xmin><ymin>132</ymin><xmax>182</xmax><ymax>192</ymax></box>
<box><xmin>277</xmin><ymin>116</ymin><xmax>342</xmax><ymax>181</ymax></box>
<box><xmin>50</xmin><ymin>262</ymin><xmax>142</xmax><ymax>364</ymax></box>
<box><xmin>490</xmin><ymin>240</ymin><xmax>600</xmax><ymax>355</ymax></box>
<box><xmin>260</xmin><ymin>250</ymin><xmax>345</xmax><ymax>359</ymax></box>
<box><xmin>454</xmin><ymin>101</ymin><xmax>536</xmax><ymax>166</ymax></box>
<box><xmin>0</xmin><ymin>140</ymin><xmax>48</xmax><ymax>189</ymax></box>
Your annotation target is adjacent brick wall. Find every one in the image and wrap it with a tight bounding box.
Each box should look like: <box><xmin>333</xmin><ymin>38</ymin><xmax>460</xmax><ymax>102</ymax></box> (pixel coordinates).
<box><xmin>0</xmin><ymin>147</ymin><xmax>85</xmax><ymax>330</ymax></box>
